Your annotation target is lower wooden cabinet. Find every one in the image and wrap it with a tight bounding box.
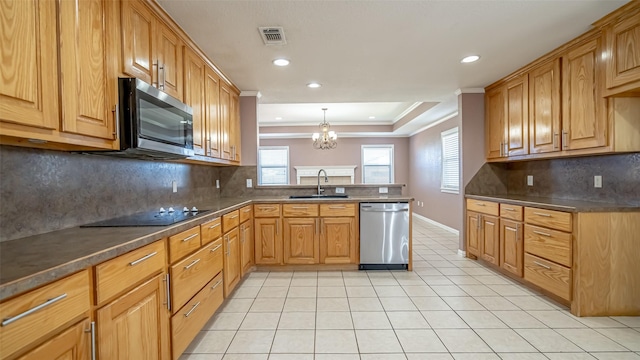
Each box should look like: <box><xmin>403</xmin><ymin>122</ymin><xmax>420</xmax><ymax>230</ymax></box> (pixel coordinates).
<box><xmin>240</xmin><ymin>220</ymin><xmax>254</xmax><ymax>275</ymax></box>
<box><xmin>466</xmin><ymin>211</ymin><xmax>481</xmax><ymax>257</ymax></box>
<box><xmin>17</xmin><ymin>319</ymin><xmax>91</xmax><ymax>360</ymax></box>
<box><xmin>96</xmin><ymin>273</ymin><xmax>170</xmax><ymax>360</ymax></box>
<box><xmin>500</xmin><ymin>219</ymin><xmax>524</xmax><ymax>277</ymax></box>
<box><xmin>254</xmin><ymin>218</ymin><xmax>283</xmax><ymax>265</ymax></box>
<box><xmin>223</xmin><ymin>227</ymin><xmax>240</xmax><ymax>296</ymax></box>
<box><xmin>480</xmin><ymin>214</ymin><xmax>500</xmax><ymax>266</ymax></box>
<box><xmin>524</xmin><ymin>253</ymin><xmax>572</xmax><ymax>301</ymax></box>
<box><xmin>283</xmin><ymin>218</ymin><xmax>319</xmax><ymax>264</ymax></box>
<box><xmin>319</xmin><ymin>217</ymin><xmax>357</xmax><ymax>264</ymax></box>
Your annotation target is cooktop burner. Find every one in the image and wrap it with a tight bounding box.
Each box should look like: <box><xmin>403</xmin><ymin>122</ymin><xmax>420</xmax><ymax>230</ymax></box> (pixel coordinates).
<box><xmin>81</xmin><ymin>207</ymin><xmax>208</xmax><ymax>227</ymax></box>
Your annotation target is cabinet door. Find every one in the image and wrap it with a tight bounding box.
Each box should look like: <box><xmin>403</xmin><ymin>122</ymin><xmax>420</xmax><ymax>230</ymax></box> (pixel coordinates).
<box><xmin>223</xmin><ymin>227</ymin><xmax>241</xmax><ymax>296</ymax></box>
<box><xmin>254</xmin><ymin>218</ymin><xmax>283</xmax><ymax>265</ymax></box>
<box><xmin>205</xmin><ymin>67</ymin><xmax>221</xmax><ymax>158</ymax></box>
<box><xmin>155</xmin><ymin>22</ymin><xmax>183</xmax><ymax>101</ymax></box>
<box><xmin>500</xmin><ymin>219</ymin><xmax>523</xmax><ymax>277</ymax></box>
<box><xmin>605</xmin><ymin>11</ymin><xmax>640</xmax><ymax>91</ymax></box>
<box><xmin>219</xmin><ymin>82</ymin><xmax>232</xmax><ymax>160</ymax></box>
<box><xmin>0</xmin><ymin>0</ymin><xmax>59</xmax><ymax>130</ymax></box>
<box><xmin>96</xmin><ymin>273</ymin><xmax>170</xmax><ymax>360</ymax></box>
<box><xmin>485</xmin><ymin>86</ymin><xmax>506</xmax><ymax>159</ymax></box>
<box><xmin>529</xmin><ymin>59</ymin><xmax>561</xmax><ymax>154</ymax></box>
<box><xmin>319</xmin><ymin>217</ymin><xmax>356</xmax><ymax>264</ymax></box>
<box><xmin>466</xmin><ymin>211</ymin><xmax>481</xmax><ymax>257</ymax></box>
<box><xmin>284</xmin><ymin>218</ymin><xmax>319</xmax><ymax>264</ymax></box>
<box><xmin>183</xmin><ymin>47</ymin><xmax>205</xmax><ymax>156</ymax></box>
<box><xmin>480</xmin><ymin>214</ymin><xmax>500</xmax><ymax>266</ymax></box>
<box><xmin>562</xmin><ymin>37</ymin><xmax>607</xmax><ymax>150</ymax></box>
<box><xmin>121</xmin><ymin>0</ymin><xmax>154</xmax><ymax>85</ymax></box>
<box><xmin>229</xmin><ymin>90</ymin><xmax>241</xmax><ymax>162</ymax></box>
<box><xmin>17</xmin><ymin>319</ymin><xmax>90</xmax><ymax>360</ymax></box>
<box><xmin>58</xmin><ymin>0</ymin><xmax>115</xmax><ymax>141</ymax></box>
<box><xmin>505</xmin><ymin>74</ymin><xmax>529</xmax><ymax>156</ymax></box>
<box><xmin>240</xmin><ymin>221</ymin><xmax>254</xmax><ymax>276</ymax></box>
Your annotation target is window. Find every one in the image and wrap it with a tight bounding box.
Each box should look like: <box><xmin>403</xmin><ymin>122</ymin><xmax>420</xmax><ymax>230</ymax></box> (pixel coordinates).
<box><xmin>441</xmin><ymin>127</ymin><xmax>459</xmax><ymax>193</ymax></box>
<box><xmin>258</xmin><ymin>146</ymin><xmax>289</xmax><ymax>185</ymax></box>
<box><xmin>361</xmin><ymin>145</ymin><xmax>394</xmax><ymax>184</ymax></box>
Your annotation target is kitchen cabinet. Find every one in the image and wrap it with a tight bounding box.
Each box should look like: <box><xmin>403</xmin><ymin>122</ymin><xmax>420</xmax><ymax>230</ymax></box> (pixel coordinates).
<box><xmin>229</xmin><ymin>91</ymin><xmax>241</xmax><ymax>162</ymax></box>
<box><xmin>466</xmin><ymin>211</ymin><xmax>481</xmax><ymax>257</ymax></box>
<box><xmin>184</xmin><ymin>46</ymin><xmax>206</xmax><ymax>156</ymax></box>
<box><xmin>480</xmin><ymin>214</ymin><xmax>500</xmax><ymax>266</ymax></box>
<box><xmin>529</xmin><ymin>59</ymin><xmax>561</xmax><ymax>154</ymax></box>
<box><xmin>485</xmin><ymin>74</ymin><xmax>528</xmax><ymax>159</ymax></box>
<box><xmin>121</xmin><ymin>0</ymin><xmax>183</xmax><ymax>101</ymax></box>
<box><xmin>219</xmin><ymin>82</ymin><xmax>232</xmax><ymax>160</ymax></box>
<box><xmin>223</xmin><ymin>227</ymin><xmax>241</xmax><ymax>296</ymax></box>
<box><xmin>205</xmin><ymin>66</ymin><xmax>222</xmax><ymax>158</ymax></box>
<box><xmin>240</xmin><ymin>206</ymin><xmax>254</xmax><ymax>275</ymax></box>
<box><xmin>254</xmin><ymin>218</ymin><xmax>282</xmax><ymax>265</ymax></box>
<box><xmin>96</xmin><ymin>272</ymin><xmax>170</xmax><ymax>360</ymax></box>
<box><xmin>500</xmin><ymin>219</ymin><xmax>523</xmax><ymax>277</ymax></box>
<box><xmin>484</xmin><ymin>86</ymin><xmax>506</xmax><ymax>159</ymax></box>
<box><xmin>284</xmin><ymin>218</ymin><xmax>319</xmax><ymax>264</ymax></box>
<box><xmin>319</xmin><ymin>204</ymin><xmax>358</xmax><ymax>264</ymax></box>
<box><xmin>601</xmin><ymin>5</ymin><xmax>640</xmax><ymax>96</ymax></box>
<box><xmin>16</xmin><ymin>319</ymin><xmax>90</xmax><ymax>360</ymax></box>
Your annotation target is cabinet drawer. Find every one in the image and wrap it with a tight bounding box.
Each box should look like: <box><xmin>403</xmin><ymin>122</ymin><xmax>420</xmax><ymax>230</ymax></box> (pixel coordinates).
<box><xmin>169</xmin><ymin>226</ymin><xmax>201</xmax><ymax>263</ymax></box>
<box><xmin>0</xmin><ymin>270</ymin><xmax>90</xmax><ymax>359</ymax></box>
<box><xmin>283</xmin><ymin>204</ymin><xmax>319</xmax><ymax>217</ymax></box>
<box><xmin>171</xmin><ymin>273</ymin><xmax>224</xmax><ymax>359</ymax></box>
<box><xmin>254</xmin><ymin>204</ymin><xmax>281</xmax><ymax>217</ymax></box>
<box><xmin>222</xmin><ymin>210</ymin><xmax>240</xmax><ymax>232</ymax></box>
<box><xmin>500</xmin><ymin>204</ymin><xmax>523</xmax><ymax>221</ymax></box>
<box><xmin>524</xmin><ymin>253</ymin><xmax>572</xmax><ymax>301</ymax></box>
<box><xmin>320</xmin><ymin>203</ymin><xmax>356</xmax><ymax>217</ymax></box>
<box><xmin>524</xmin><ymin>225</ymin><xmax>572</xmax><ymax>267</ymax></box>
<box><xmin>170</xmin><ymin>238</ymin><xmax>223</xmax><ymax>313</ymax></box>
<box><xmin>466</xmin><ymin>199</ymin><xmax>499</xmax><ymax>216</ymax></box>
<box><xmin>239</xmin><ymin>205</ymin><xmax>253</xmax><ymax>223</ymax></box>
<box><xmin>95</xmin><ymin>240</ymin><xmax>165</xmax><ymax>304</ymax></box>
<box><xmin>200</xmin><ymin>217</ymin><xmax>222</xmax><ymax>245</ymax></box>
<box><xmin>524</xmin><ymin>207</ymin><xmax>572</xmax><ymax>232</ymax></box>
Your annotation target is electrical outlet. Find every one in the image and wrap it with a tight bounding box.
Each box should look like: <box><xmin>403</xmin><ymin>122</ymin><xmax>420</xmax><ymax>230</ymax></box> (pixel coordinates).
<box><xmin>172</xmin><ymin>181</ymin><xmax>177</xmax><ymax>193</ymax></box>
<box><xmin>594</xmin><ymin>175</ymin><xmax>602</xmax><ymax>188</ymax></box>
<box><xmin>527</xmin><ymin>175</ymin><xmax>534</xmax><ymax>186</ymax></box>
<box><xmin>246</xmin><ymin>179</ymin><xmax>253</xmax><ymax>188</ymax></box>
<box><xmin>379</xmin><ymin>187</ymin><xmax>388</xmax><ymax>194</ymax></box>
<box><xmin>336</xmin><ymin>187</ymin><xmax>345</xmax><ymax>194</ymax></box>
<box><xmin>215</xmin><ymin>179</ymin><xmax>220</xmax><ymax>189</ymax></box>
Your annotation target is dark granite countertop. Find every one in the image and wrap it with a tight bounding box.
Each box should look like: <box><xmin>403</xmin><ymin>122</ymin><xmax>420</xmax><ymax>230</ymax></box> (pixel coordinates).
<box><xmin>465</xmin><ymin>194</ymin><xmax>640</xmax><ymax>213</ymax></box>
<box><xmin>0</xmin><ymin>195</ymin><xmax>413</xmax><ymax>301</ymax></box>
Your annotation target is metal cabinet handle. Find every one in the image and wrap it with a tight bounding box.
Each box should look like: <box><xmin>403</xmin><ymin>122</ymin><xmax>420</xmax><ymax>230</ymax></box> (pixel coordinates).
<box><xmin>1</xmin><ymin>293</ymin><xmax>67</xmax><ymax>327</ymax></box>
<box><xmin>292</xmin><ymin>206</ymin><xmax>308</xmax><ymax>209</ymax></box>
<box><xmin>182</xmin><ymin>233</ymin><xmax>198</xmax><ymax>242</ymax></box>
<box><xmin>211</xmin><ymin>280</ymin><xmax>222</xmax><ymax>290</ymax></box>
<box><xmin>129</xmin><ymin>252</ymin><xmax>157</xmax><ymax>266</ymax></box>
<box><xmin>533</xmin><ymin>261</ymin><xmax>551</xmax><ymax>270</ymax></box>
<box><xmin>225</xmin><ymin>235</ymin><xmax>230</xmax><ymax>256</ymax></box>
<box><xmin>228</xmin><ymin>214</ymin><xmax>239</xmax><ymax>219</ymax></box>
<box><xmin>184</xmin><ymin>302</ymin><xmax>201</xmax><ymax>317</ymax></box>
<box><xmin>260</xmin><ymin>206</ymin><xmax>276</xmax><ymax>210</ymax></box>
<box><xmin>500</xmin><ymin>142</ymin><xmax>504</xmax><ymax>157</ymax></box>
<box><xmin>475</xmin><ymin>203</ymin><xmax>486</xmax><ymax>207</ymax></box>
<box><xmin>515</xmin><ymin>223</ymin><xmax>520</xmax><ymax>240</ymax></box>
<box><xmin>320</xmin><ymin>219</ymin><xmax>324</xmax><ymax>234</ymax></box>
<box><xmin>163</xmin><ymin>273</ymin><xmax>171</xmax><ymax>311</ymax></box>
<box><xmin>553</xmin><ymin>132</ymin><xmax>559</xmax><ymax>149</ymax></box>
<box><xmin>533</xmin><ymin>212</ymin><xmax>551</xmax><ymax>217</ymax></box>
<box><xmin>276</xmin><ymin>221</ymin><xmax>279</xmax><ymax>235</ymax></box>
<box><xmin>85</xmin><ymin>321</ymin><xmax>96</xmax><ymax>360</ymax></box>
<box><xmin>210</xmin><ymin>244</ymin><xmax>222</xmax><ymax>252</ymax></box>
<box><xmin>533</xmin><ymin>230</ymin><xmax>552</xmax><ymax>237</ymax></box>
<box><xmin>503</xmin><ymin>207</ymin><xmax>515</xmax><ymax>211</ymax></box>
<box><xmin>241</xmin><ymin>225</ymin><xmax>245</xmax><ymax>243</ymax></box>
<box><xmin>562</xmin><ymin>130</ymin><xmax>568</xmax><ymax>149</ymax></box>
<box><xmin>208</xmin><ymin>223</ymin><xmax>221</xmax><ymax>229</ymax></box>
<box><xmin>243</xmin><ymin>209</ymin><xmax>252</xmax><ymax>213</ymax></box>
<box><xmin>184</xmin><ymin>259</ymin><xmax>201</xmax><ymax>270</ymax></box>
<box><xmin>315</xmin><ymin>218</ymin><xmax>319</xmax><ymax>234</ymax></box>
<box><xmin>329</xmin><ymin>206</ymin><xmax>346</xmax><ymax>209</ymax></box>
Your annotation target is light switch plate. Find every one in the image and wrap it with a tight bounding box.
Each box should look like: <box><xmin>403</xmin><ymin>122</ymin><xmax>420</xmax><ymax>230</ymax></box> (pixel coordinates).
<box><xmin>215</xmin><ymin>179</ymin><xmax>220</xmax><ymax>188</ymax></box>
<box><xmin>594</xmin><ymin>175</ymin><xmax>602</xmax><ymax>188</ymax></box>
<box><xmin>379</xmin><ymin>187</ymin><xmax>388</xmax><ymax>194</ymax></box>
<box><xmin>246</xmin><ymin>179</ymin><xmax>253</xmax><ymax>188</ymax></box>
<box><xmin>527</xmin><ymin>175</ymin><xmax>534</xmax><ymax>186</ymax></box>
<box><xmin>172</xmin><ymin>181</ymin><xmax>177</xmax><ymax>193</ymax></box>
<box><xmin>336</xmin><ymin>187</ymin><xmax>345</xmax><ymax>194</ymax></box>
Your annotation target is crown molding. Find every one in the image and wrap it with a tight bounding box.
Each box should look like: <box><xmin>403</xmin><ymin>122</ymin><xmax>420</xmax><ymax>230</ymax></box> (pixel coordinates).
<box><xmin>454</xmin><ymin>88</ymin><xmax>485</xmax><ymax>95</ymax></box>
<box><xmin>240</xmin><ymin>91</ymin><xmax>262</xmax><ymax>98</ymax></box>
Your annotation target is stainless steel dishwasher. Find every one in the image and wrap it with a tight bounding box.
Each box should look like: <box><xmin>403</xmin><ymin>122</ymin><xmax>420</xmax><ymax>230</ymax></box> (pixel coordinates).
<box><xmin>359</xmin><ymin>202</ymin><xmax>410</xmax><ymax>270</ymax></box>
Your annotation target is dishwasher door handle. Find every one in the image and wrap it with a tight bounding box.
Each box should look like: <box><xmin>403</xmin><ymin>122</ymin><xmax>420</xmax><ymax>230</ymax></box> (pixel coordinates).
<box><xmin>361</xmin><ymin>208</ymin><xmax>409</xmax><ymax>213</ymax></box>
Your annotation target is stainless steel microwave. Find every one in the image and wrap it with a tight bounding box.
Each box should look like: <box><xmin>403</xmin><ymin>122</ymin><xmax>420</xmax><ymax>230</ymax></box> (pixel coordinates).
<box><xmin>112</xmin><ymin>78</ymin><xmax>194</xmax><ymax>159</ymax></box>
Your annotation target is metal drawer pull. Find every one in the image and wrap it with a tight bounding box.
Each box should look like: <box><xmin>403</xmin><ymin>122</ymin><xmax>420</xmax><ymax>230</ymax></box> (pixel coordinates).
<box><xmin>533</xmin><ymin>261</ymin><xmax>551</xmax><ymax>270</ymax></box>
<box><xmin>182</xmin><ymin>233</ymin><xmax>198</xmax><ymax>242</ymax></box>
<box><xmin>184</xmin><ymin>259</ymin><xmax>201</xmax><ymax>270</ymax></box>
<box><xmin>533</xmin><ymin>212</ymin><xmax>551</xmax><ymax>217</ymax></box>
<box><xmin>210</xmin><ymin>244</ymin><xmax>222</xmax><ymax>252</ymax></box>
<box><xmin>208</xmin><ymin>223</ymin><xmax>221</xmax><ymax>229</ymax></box>
<box><xmin>227</xmin><ymin>214</ymin><xmax>239</xmax><ymax>219</ymax></box>
<box><xmin>292</xmin><ymin>206</ymin><xmax>308</xmax><ymax>209</ymax></box>
<box><xmin>260</xmin><ymin>206</ymin><xmax>276</xmax><ymax>210</ymax></box>
<box><xmin>129</xmin><ymin>252</ymin><xmax>158</xmax><ymax>266</ymax></box>
<box><xmin>164</xmin><ymin>273</ymin><xmax>171</xmax><ymax>311</ymax></box>
<box><xmin>475</xmin><ymin>203</ymin><xmax>486</xmax><ymax>206</ymax></box>
<box><xmin>533</xmin><ymin>230</ymin><xmax>552</xmax><ymax>237</ymax></box>
<box><xmin>243</xmin><ymin>209</ymin><xmax>252</xmax><ymax>213</ymax></box>
<box><xmin>503</xmin><ymin>208</ymin><xmax>515</xmax><ymax>211</ymax></box>
<box><xmin>184</xmin><ymin>302</ymin><xmax>201</xmax><ymax>317</ymax></box>
<box><xmin>2</xmin><ymin>293</ymin><xmax>67</xmax><ymax>327</ymax></box>
<box><xmin>329</xmin><ymin>206</ymin><xmax>346</xmax><ymax>209</ymax></box>
<box><xmin>211</xmin><ymin>280</ymin><xmax>223</xmax><ymax>290</ymax></box>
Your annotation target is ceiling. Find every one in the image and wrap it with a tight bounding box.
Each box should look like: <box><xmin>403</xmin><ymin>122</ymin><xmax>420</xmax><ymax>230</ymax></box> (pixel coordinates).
<box><xmin>157</xmin><ymin>0</ymin><xmax>628</xmax><ymax>136</ymax></box>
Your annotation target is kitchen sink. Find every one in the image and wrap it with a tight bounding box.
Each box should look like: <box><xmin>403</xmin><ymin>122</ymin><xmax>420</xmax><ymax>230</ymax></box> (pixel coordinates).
<box><xmin>289</xmin><ymin>194</ymin><xmax>349</xmax><ymax>199</ymax></box>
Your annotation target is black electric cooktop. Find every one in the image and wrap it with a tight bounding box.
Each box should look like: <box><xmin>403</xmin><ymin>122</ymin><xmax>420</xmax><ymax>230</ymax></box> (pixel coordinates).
<box><xmin>81</xmin><ymin>208</ymin><xmax>209</xmax><ymax>227</ymax></box>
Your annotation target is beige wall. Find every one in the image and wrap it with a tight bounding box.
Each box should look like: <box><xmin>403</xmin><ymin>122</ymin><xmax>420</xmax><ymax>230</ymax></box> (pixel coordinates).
<box><xmin>408</xmin><ymin>115</ymin><xmax>463</xmax><ymax>231</ymax></box>
<box><xmin>259</xmin><ymin>137</ymin><xmax>409</xmax><ymax>188</ymax></box>
<box><xmin>240</xmin><ymin>96</ymin><xmax>259</xmax><ymax>166</ymax></box>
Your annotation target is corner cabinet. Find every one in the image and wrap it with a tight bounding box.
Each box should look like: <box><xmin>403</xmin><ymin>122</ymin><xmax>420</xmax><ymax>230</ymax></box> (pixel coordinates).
<box><xmin>601</xmin><ymin>5</ymin><xmax>640</xmax><ymax>96</ymax></box>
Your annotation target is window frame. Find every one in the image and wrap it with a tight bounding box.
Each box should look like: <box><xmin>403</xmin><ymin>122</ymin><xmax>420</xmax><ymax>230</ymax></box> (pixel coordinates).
<box><xmin>440</xmin><ymin>127</ymin><xmax>460</xmax><ymax>194</ymax></box>
<box><xmin>257</xmin><ymin>146</ymin><xmax>290</xmax><ymax>185</ymax></box>
<box><xmin>361</xmin><ymin>144</ymin><xmax>395</xmax><ymax>184</ymax></box>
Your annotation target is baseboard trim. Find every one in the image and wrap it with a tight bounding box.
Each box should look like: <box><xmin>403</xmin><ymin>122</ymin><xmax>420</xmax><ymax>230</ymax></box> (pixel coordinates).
<box><xmin>411</xmin><ymin>213</ymin><xmax>460</xmax><ymax>235</ymax></box>
<box><xmin>457</xmin><ymin>249</ymin><xmax>466</xmax><ymax>257</ymax></box>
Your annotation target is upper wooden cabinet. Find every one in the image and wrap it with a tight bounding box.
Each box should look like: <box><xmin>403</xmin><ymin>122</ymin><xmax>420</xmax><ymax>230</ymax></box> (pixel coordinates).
<box><xmin>205</xmin><ymin>67</ymin><xmax>222</xmax><ymax>158</ymax></box>
<box><xmin>485</xmin><ymin>74</ymin><xmax>528</xmax><ymax>159</ymax></box>
<box><xmin>121</xmin><ymin>0</ymin><xmax>183</xmax><ymax>101</ymax></box>
<box><xmin>529</xmin><ymin>59</ymin><xmax>561</xmax><ymax>154</ymax></box>
<box><xmin>485</xmin><ymin>86</ymin><xmax>506</xmax><ymax>159</ymax></box>
<box><xmin>183</xmin><ymin>46</ymin><xmax>206</xmax><ymax>156</ymax></box>
<box><xmin>230</xmin><ymin>91</ymin><xmax>241</xmax><ymax>162</ymax></box>
<box><xmin>219</xmin><ymin>82</ymin><xmax>232</xmax><ymax>160</ymax></box>
<box><xmin>602</xmin><ymin>6</ymin><xmax>640</xmax><ymax>96</ymax></box>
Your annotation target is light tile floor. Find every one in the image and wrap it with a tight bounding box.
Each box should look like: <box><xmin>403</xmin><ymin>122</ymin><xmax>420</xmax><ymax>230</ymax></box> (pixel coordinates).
<box><xmin>181</xmin><ymin>218</ymin><xmax>640</xmax><ymax>360</ymax></box>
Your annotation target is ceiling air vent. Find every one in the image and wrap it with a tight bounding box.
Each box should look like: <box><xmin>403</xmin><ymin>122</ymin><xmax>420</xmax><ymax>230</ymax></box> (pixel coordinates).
<box><xmin>259</xmin><ymin>27</ymin><xmax>287</xmax><ymax>45</ymax></box>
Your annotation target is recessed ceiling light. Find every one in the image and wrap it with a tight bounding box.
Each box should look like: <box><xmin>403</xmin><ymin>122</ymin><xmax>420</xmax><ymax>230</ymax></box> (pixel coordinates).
<box><xmin>275</xmin><ymin>117</ymin><xmax>282</xmax><ymax>120</ymax></box>
<box><xmin>369</xmin><ymin>116</ymin><xmax>376</xmax><ymax>120</ymax></box>
<box><xmin>307</xmin><ymin>82</ymin><xmax>322</xmax><ymax>88</ymax></box>
<box><xmin>461</xmin><ymin>55</ymin><xmax>480</xmax><ymax>63</ymax></box>
<box><xmin>273</xmin><ymin>58</ymin><xmax>290</xmax><ymax>66</ymax></box>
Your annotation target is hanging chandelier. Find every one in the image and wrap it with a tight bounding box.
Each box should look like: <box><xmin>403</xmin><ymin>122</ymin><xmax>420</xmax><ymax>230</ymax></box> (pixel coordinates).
<box><xmin>312</xmin><ymin>108</ymin><xmax>337</xmax><ymax>149</ymax></box>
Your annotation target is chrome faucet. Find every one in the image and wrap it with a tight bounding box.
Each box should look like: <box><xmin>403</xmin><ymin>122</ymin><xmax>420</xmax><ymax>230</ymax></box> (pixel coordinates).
<box><xmin>317</xmin><ymin>169</ymin><xmax>328</xmax><ymax>195</ymax></box>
